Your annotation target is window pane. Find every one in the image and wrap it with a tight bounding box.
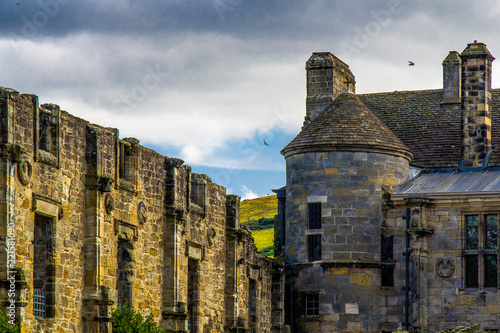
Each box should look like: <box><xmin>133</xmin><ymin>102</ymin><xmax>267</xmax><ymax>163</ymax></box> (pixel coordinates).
<box><xmin>305</xmin><ymin>294</ymin><xmax>319</xmax><ymax>317</ymax></box>
<box><xmin>465</xmin><ymin>255</ymin><xmax>479</xmax><ymax>288</ymax></box>
<box><xmin>381</xmin><ymin>267</ymin><xmax>394</xmax><ymax>287</ymax></box>
<box><xmin>484</xmin><ymin>255</ymin><xmax>498</xmax><ymax>288</ymax></box>
<box><xmin>308</xmin><ymin>234</ymin><xmax>321</xmax><ymax>262</ymax></box>
<box><xmin>466</xmin><ymin>215</ymin><xmax>479</xmax><ymax>250</ymax></box>
<box><xmin>381</xmin><ymin>236</ymin><xmax>393</xmax><ymax>262</ymax></box>
<box><xmin>309</xmin><ymin>203</ymin><xmax>322</xmax><ymax>229</ymax></box>
<box><xmin>486</xmin><ymin>215</ymin><xmax>499</xmax><ymax>250</ymax></box>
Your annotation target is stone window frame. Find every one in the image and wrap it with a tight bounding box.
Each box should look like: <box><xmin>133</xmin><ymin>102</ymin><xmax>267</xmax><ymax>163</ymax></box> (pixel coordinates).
<box><xmin>462</xmin><ymin>212</ymin><xmax>499</xmax><ymax>290</ymax></box>
<box><xmin>116</xmin><ymin>138</ymin><xmax>139</xmax><ymax>193</ymax></box>
<box><xmin>32</xmin><ymin>194</ymin><xmax>61</xmax><ymax>319</ymax></box>
<box><xmin>307</xmin><ymin>234</ymin><xmax>322</xmax><ymax>262</ymax></box>
<box><xmin>248</xmin><ymin>278</ymin><xmax>258</xmax><ymax>332</ymax></box>
<box><xmin>308</xmin><ymin>202</ymin><xmax>322</xmax><ymax>229</ymax></box>
<box><xmin>381</xmin><ymin>235</ymin><xmax>395</xmax><ymax>287</ymax></box>
<box><xmin>306</xmin><ymin>197</ymin><xmax>326</xmax><ymax>262</ymax></box>
<box><xmin>304</xmin><ymin>293</ymin><xmax>319</xmax><ymax>318</ymax></box>
<box><xmin>190</xmin><ymin>174</ymin><xmax>207</xmax><ymax>215</ymax></box>
<box><xmin>116</xmin><ymin>238</ymin><xmax>135</xmax><ymax>308</ymax></box>
<box><xmin>187</xmin><ymin>257</ymin><xmax>201</xmax><ymax>333</ymax></box>
<box><xmin>34</xmin><ymin>104</ymin><xmax>61</xmax><ymax>167</ymax></box>
<box><xmin>114</xmin><ymin>219</ymin><xmax>138</xmax><ymax>308</ymax></box>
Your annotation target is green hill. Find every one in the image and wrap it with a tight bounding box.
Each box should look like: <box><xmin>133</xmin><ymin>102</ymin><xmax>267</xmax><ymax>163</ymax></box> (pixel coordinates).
<box><xmin>240</xmin><ymin>194</ymin><xmax>277</xmax><ymax>223</ymax></box>
<box><xmin>240</xmin><ymin>194</ymin><xmax>277</xmax><ymax>257</ymax></box>
<box><xmin>252</xmin><ymin>228</ymin><xmax>275</xmax><ymax>257</ymax></box>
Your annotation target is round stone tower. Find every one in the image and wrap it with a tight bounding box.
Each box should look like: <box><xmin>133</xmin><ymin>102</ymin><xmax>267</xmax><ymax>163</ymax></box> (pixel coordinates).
<box><xmin>281</xmin><ymin>91</ymin><xmax>413</xmax><ymax>332</ymax></box>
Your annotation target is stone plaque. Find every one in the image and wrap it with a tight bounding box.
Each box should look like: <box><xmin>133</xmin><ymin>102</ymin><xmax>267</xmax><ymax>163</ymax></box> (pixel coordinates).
<box><xmin>345</xmin><ymin>303</ymin><xmax>359</xmax><ymax>314</ymax></box>
<box><xmin>188</xmin><ymin>244</ymin><xmax>202</xmax><ymax>260</ymax></box>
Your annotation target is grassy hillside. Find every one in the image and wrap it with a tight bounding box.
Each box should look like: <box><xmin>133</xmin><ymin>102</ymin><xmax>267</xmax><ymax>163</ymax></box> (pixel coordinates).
<box><xmin>252</xmin><ymin>228</ymin><xmax>275</xmax><ymax>258</ymax></box>
<box><xmin>240</xmin><ymin>194</ymin><xmax>277</xmax><ymax>257</ymax></box>
<box><xmin>240</xmin><ymin>194</ymin><xmax>277</xmax><ymax>222</ymax></box>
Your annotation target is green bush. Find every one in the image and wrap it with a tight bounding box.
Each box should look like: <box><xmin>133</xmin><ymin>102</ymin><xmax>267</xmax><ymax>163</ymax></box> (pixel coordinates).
<box><xmin>243</xmin><ymin>217</ymin><xmax>275</xmax><ymax>231</ymax></box>
<box><xmin>0</xmin><ymin>310</ymin><xmax>20</xmax><ymax>333</ymax></box>
<box><xmin>112</xmin><ymin>304</ymin><xmax>167</xmax><ymax>333</ymax></box>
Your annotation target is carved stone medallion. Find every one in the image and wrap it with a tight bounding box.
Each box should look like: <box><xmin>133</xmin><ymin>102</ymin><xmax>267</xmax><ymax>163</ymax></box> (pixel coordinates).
<box><xmin>436</xmin><ymin>257</ymin><xmax>455</xmax><ymax>278</ymax></box>
<box><xmin>138</xmin><ymin>201</ymin><xmax>147</xmax><ymax>224</ymax></box>
<box><xmin>105</xmin><ymin>194</ymin><xmax>114</xmax><ymax>215</ymax></box>
<box><xmin>18</xmin><ymin>160</ymin><xmax>32</xmax><ymax>186</ymax></box>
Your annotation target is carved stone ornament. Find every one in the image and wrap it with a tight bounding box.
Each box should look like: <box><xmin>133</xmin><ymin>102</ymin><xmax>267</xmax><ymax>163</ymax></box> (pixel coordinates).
<box><xmin>410</xmin><ymin>207</ymin><xmax>420</xmax><ymax>228</ymax></box>
<box><xmin>18</xmin><ymin>160</ymin><xmax>32</xmax><ymax>186</ymax></box>
<box><xmin>105</xmin><ymin>194</ymin><xmax>114</xmax><ymax>215</ymax></box>
<box><xmin>99</xmin><ymin>176</ymin><xmax>115</xmax><ymax>193</ymax></box>
<box><xmin>207</xmin><ymin>227</ymin><xmax>216</xmax><ymax>247</ymax></box>
<box><xmin>436</xmin><ymin>257</ymin><xmax>455</xmax><ymax>278</ymax></box>
<box><xmin>138</xmin><ymin>201</ymin><xmax>147</xmax><ymax>224</ymax></box>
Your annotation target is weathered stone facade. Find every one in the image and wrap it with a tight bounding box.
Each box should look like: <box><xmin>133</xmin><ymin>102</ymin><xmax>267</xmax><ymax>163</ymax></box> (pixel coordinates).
<box><xmin>0</xmin><ymin>88</ymin><xmax>285</xmax><ymax>332</ymax></box>
<box><xmin>277</xmin><ymin>41</ymin><xmax>500</xmax><ymax>332</ymax></box>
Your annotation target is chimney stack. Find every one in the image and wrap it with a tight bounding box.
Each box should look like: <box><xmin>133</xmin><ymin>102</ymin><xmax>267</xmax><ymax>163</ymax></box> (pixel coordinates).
<box><xmin>304</xmin><ymin>52</ymin><xmax>355</xmax><ymax>126</ymax></box>
<box><xmin>442</xmin><ymin>51</ymin><xmax>462</xmax><ymax>104</ymax></box>
<box><xmin>460</xmin><ymin>41</ymin><xmax>495</xmax><ymax>168</ymax></box>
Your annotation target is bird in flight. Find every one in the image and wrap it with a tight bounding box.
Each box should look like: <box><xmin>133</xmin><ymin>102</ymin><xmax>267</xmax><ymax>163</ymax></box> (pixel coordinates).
<box><xmin>263</xmin><ymin>139</ymin><xmax>269</xmax><ymax>147</ymax></box>
<box><xmin>408</xmin><ymin>61</ymin><xmax>415</xmax><ymax>66</ymax></box>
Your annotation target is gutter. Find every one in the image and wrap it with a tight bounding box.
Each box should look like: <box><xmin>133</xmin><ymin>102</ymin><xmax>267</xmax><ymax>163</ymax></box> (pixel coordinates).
<box><xmin>284</xmin><ymin>259</ymin><xmax>293</xmax><ymax>333</ymax></box>
<box><xmin>403</xmin><ymin>208</ymin><xmax>410</xmax><ymax>331</ymax></box>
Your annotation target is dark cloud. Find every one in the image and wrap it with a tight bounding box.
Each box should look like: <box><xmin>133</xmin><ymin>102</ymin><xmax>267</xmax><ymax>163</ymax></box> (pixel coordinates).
<box><xmin>2</xmin><ymin>0</ymin><xmax>500</xmax><ymax>171</ymax></box>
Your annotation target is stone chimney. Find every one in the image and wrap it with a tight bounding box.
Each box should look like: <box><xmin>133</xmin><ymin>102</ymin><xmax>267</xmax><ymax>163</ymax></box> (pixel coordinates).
<box><xmin>442</xmin><ymin>51</ymin><xmax>462</xmax><ymax>104</ymax></box>
<box><xmin>304</xmin><ymin>52</ymin><xmax>355</xmax><ymax>126</ymax></box>
<box><xmin>460</xmin><ymin>41</ymin><xmax>495</xmax><ymax>168</ymax></box>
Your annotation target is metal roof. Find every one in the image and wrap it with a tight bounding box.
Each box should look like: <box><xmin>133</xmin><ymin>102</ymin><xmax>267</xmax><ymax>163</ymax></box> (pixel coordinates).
<box><xmin>394</xmin><ymin>170</ymin><xmax>500</xmax><ymax>195</ymax></box>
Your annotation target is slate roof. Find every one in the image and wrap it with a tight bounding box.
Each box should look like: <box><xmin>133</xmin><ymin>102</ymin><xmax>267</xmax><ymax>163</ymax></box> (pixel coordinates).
<box><xmin>394</xmin><ymin>169</ymin><xmax>500</xmax><ymax>195</ymax></box>
<box><xmin>283</xmin><ymin>87</ymin><xmax>500</xmax><ymax>169</ymax></box>
<box><xmin>281</xmin><ymin>92</ymin><xmax>413</xmax><ymax>159</ymax></box>
<box><xmin>358</xmin><ymin>89</ymin><xmax>500</xmax><ymax>168</ymax></box>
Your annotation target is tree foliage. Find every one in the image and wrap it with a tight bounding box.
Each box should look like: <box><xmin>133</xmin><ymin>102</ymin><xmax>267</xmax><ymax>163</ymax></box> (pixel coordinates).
<box><xmin>0</xmin><ymin>311</ymin><xmax>20</xmax><ymax>333</ymax></box>
<box><xmin>112</xmin><ymin>304</ymin><xmax>167</xmax><ymax>333</ymax></box>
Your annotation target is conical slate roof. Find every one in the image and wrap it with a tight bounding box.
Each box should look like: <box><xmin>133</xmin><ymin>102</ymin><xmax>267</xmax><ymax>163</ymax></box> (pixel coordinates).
<box><xmin>281</xmin><ymin>92</ymin><xmax>413</xmax><ymax>160</ymax></box>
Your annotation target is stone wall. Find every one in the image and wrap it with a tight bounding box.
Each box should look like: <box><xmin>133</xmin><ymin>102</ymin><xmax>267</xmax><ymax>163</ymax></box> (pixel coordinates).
<box><xmin>387</xmin><ymin>195</ymin><xmax>500</xmax><ymax>332</ymax></box>
<box><xmin>0</xmin><ymin>87</ymin><xmax>284</xmax><ymax>333</ymax></box>
<box><xmin>284</xmin><ymin>150</ymin><xmax>409</xmax><ymax>332</ymax></box>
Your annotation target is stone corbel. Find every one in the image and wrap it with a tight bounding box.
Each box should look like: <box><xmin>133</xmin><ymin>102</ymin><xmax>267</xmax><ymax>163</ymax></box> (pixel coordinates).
<box><xmin>99</xmin><ymin>177</ymin><xmax>114</xmax><ymax>192</ymax></box>
<box><xmin>0</xmin><ymin>143</ymin><xmax>27</xmax><ymax>162</ymax></box>
<box><xmin>85</xmin><ymin>175</ymin><xmax>115</xmax><ymax>193</ymax></box>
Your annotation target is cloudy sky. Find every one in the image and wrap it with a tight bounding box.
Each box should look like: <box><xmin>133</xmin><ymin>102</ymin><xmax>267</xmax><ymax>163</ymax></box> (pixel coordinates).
<box><xmin>2</xmin><ymin>0</ymin><xmax>500</xmax><ymax>199</ymax></box>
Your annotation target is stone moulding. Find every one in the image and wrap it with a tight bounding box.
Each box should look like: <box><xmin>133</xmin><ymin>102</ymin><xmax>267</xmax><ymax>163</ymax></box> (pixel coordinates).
<box><xmin>32</xmin><ymin>193</ymin><xmax>62</xmax><ymax>219</ymax></box>
<box><xmin>291</xmin><ymin>260</ymin><xmax>396</xmax><ymax>270</ymax></box>
<box><xmin>114</xmin><ymin>219</ymin><xmax>138</xmax><ymax>241</ymax></box>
